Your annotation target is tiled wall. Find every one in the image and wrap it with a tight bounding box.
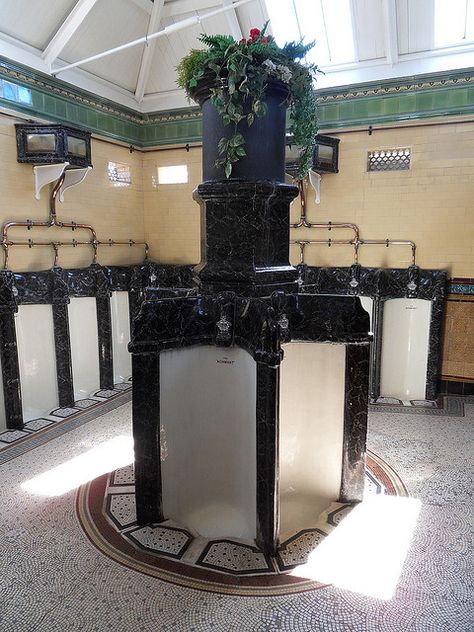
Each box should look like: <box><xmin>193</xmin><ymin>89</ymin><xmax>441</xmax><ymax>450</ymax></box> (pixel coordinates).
<box><xmin>0</xmin><ymin>114</ymin><xmax>145</xmax><ymax>271</ymax></box>
<box><xmin>292</xmin><ymin>120</ymin><xmax>474</xmax><ymax>277</ymax></box>
<box><xmin>142</xmin><ymin>147</ymin><xmax>202</xmax><ymax>265</ymax></box>
<box><xmin>440</xmin><ymin>295</ymin><xmax>474</xmax><ymax>383</ymax></box>
<box><xmin>140</xmin><ymin>120</ymin><xmax>474</xmax><ymax>278</ymax></box>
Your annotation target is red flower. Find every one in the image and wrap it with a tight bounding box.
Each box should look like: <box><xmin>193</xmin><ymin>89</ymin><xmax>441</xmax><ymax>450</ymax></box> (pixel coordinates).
<box><xmin>239</xmin><ymin>38</ymin><xmax>247</xmax><ymax>44</ymax></box>
<box><xmin>262</xmin><ymin>36</ymin><xmax>268</xmax><ymax>44</ymax></box>
<box><xmin>249</xmin><ymin>27</ymin><xmax>260</xmax><ymax>41</ymax></box>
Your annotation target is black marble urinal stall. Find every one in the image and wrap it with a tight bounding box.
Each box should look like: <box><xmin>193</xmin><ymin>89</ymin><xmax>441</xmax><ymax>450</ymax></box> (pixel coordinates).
<box><xmin>129</xmin><ymin>80</ymin><xmax>371</xmax><ymax>556</ymax></box>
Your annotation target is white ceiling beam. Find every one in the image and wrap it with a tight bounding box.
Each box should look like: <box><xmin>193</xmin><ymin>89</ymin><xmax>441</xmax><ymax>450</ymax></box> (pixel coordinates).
<box><xmin>222</xmin><ymin>0</ymin><xmax>243</xmax><ymax>40</ymax></box>
<box><xmin>383</xmin><ymin>0</ymin><xmax>399</xmax><ymax>66</ymax></box>
<box><xmin>135</xmin><ymin>0</ymin><xmax>165</xmax><ymax>102</ymax></box>
<box><xmin>42</xmin><ymin>0</ymin><xmax>99</xmax><ymax>69</ymax></box>
<box><xmin>128</xmin><ymin>0</ymin><xmax>153</xmax><ymax>14</ymax></box>
<box><xmin>52</xmin><ymin>0</ymin><xmax>255</xmax><ymax>76</ymax></box>
<box><xmin>162</xmin><ymin>0</ymin><xmax>219</xmax><ymax>18</ymax></box>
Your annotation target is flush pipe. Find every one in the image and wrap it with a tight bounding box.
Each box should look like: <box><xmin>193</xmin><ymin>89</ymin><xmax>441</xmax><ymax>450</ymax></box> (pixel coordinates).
<box><xmin>1</xmin><ymin>174</ymin><xmax>149</xmax><ymax>269</ymax></box>
<box><xmin>291</xmin><ymin>238</ymin><xmax>417</xmax><ymax>266</ymax></box>
<box><xmin>2</xmin><ymin>173</ymin><xmax>98</xmax><ymax>244</ymax></box>
<box><xmin>2</xmin><ymin>239</ymin><xmax>149</xmax><ymax>269</ymax></box>
<box><xmin>291</xmin><ymin>179</ymin><xmax>360</xmax><ymax>240</ymax></box>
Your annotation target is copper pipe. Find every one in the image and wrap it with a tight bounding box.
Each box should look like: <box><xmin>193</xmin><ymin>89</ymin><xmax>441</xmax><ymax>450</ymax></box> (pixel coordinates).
<box><xmin>2</xmin><ymin>172</ymin><xmax>98</xmax><ymax>246</ymax></box>
<box><xmin>3</xmin><ymin>239</ymin><xmax>149</xmax><ymax>269</ymax></box>
<box><xmin>358</xmin><ymin>239</ymin><xmax>417</xmax><ymax>265</ymax></box>
<box><xmin>291</xmin><ymin>180</ymin><xmax>360</xmax><ymax>239</ymax></box>
<box><xmin>291</xmin><ymin>238</ymin><xmax>358</xmax><ymax>265</ymax></box>
<box><xmin>291</xmin><ymin>237</ymin><xmax>417</xmax><ymax>266</ymax></box>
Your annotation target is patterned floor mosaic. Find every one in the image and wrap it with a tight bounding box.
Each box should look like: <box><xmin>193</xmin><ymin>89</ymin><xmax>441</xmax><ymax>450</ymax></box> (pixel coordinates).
<box><xmin>369</xmin><ymin>394</ymin><xmax>474</xmax><ymax>416</ymax></box>
<box><xmin>0</xmin><ymin>400</ymin><xmax>472</xmax><ymax>630</ymax></box>
<box><xmin>76</xmin><ymin>451</ymin><xmax>407</xmax><ymax>594</ymax></box>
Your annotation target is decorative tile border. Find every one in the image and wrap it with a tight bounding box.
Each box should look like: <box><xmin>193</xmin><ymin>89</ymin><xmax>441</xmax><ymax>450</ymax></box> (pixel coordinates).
<box><xmin>448</xmin><ymin>278</ymin><xmax>474</xmax><ymax>295</ymax></box>
<box><xmin>76</xmin><ymin>449</ymin><xmax>408</xmax><ymax>595</ymax></box>
<box><xmin>369</xmin><ymin>395</ymin><xmax>471</xmax><ymax>416</ymax></box>
<box><xmin>1</xmin><ymin>56</ymin><xmax>473</xmax><ymax>146</ymax></box>
<box><xmin>125</xmin><ymin>524</ymin><xmax>193</xmax><ymax>559</ymax></box>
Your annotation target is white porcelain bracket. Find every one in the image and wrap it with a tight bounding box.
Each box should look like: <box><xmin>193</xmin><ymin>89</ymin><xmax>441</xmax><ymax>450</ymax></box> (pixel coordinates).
<box><xmin>33</xmin><ymin>163</ymin><xmax>69</xmax><ymax>200</ymax></box>
<box><xmin>309</xmin><ymin>169</ymin><xmax>322</xmax><ymax>204</ymax></box>
<box><xmin>59</xmin><ymin>167</ymin><xmax>92</xmax><ymax>202</ymax></box>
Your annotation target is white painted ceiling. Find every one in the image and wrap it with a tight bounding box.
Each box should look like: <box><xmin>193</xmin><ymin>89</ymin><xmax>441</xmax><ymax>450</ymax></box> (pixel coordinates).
<box><xmin>0</xmin><ymin>0</ymin><xmax>473</xmax><ymax>113</ymax></box>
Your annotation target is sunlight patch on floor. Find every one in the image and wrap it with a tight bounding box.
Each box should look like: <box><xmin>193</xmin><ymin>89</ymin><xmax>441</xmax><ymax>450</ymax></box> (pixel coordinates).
<box><xmin>290</xmin><ymin>495</ymin><xmax>421</xmax><ymax>600</ymax></box>
<box><xmin>21</xmin><ymin>435</ymin><xmax>133</xmax><ymax>496</ymax></box>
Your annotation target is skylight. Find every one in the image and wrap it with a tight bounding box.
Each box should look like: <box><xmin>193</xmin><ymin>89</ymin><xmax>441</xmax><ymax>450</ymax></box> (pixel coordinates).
<box><xmin>434</xmin><ymin>0</ymin><xmax>474</xmax><ymax>48</ymax></box>
<box><xmin>266</xmin><ymin>0</ymin><xmax>357</xmax><ymax>68</ymax></box>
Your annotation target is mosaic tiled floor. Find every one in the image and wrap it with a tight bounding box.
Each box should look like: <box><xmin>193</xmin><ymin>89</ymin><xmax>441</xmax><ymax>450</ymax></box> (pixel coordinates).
<box><xmin>369</xmin><ymin>394</ymin><xmax>474</xmax><ymax>416</ymax></box>
<box><xmin>0</xmin><ymin>381</ymin><xmax>132</xmax><ymax>462</ymax></box>
<box><xmin>76</xmin><ymin>451</ymin><xmax>407</xmax><ymax>595</ymax></box>
<box><xmin>0</xmin><ymin>400</ymin><xmax>472</xmax><ymax>630</ymax></box>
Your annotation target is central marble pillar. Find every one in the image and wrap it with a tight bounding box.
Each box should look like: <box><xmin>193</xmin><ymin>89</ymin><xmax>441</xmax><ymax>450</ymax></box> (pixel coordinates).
<box><xmin>194</xmin><ymin>180</ymin><xmax>298</xmax><ymax>295</ymax></box>
<box><xmin>130</xmin><ymin>81</ymin><xmax>371</xmax><ymax>557</ymax></box>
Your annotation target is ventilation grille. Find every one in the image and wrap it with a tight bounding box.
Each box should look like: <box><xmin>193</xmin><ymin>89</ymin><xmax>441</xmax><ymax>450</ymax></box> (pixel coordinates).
<box><xmin>108</xmin><ymin>161</ymin><xmax>131</xmax><ymax>186</ymax></box>
<box><xmin>367</xmin><ymin>148</ymin><xmax>411</xmax><ymax>172</ymax></box>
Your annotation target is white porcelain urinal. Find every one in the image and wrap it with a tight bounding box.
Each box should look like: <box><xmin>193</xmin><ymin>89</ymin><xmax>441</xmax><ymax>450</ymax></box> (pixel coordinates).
<box><xmin>160</xmin><ymin>346</ymin><xmax>257</xmax><ymax>541</ymax></box>
<box><xmin>110</xmin><ymin>291</ymin><xmax>132</xmax><ymax>383</ymax></box>
<box><xmin>68</xmin><ymin>297</ymin><xmax>100</xmax><ymax>400</ymax></box>
<box><xmin>279</xmin><ymin>342</ymin><xmax>345</xmax><ymax>538</ymax></box>
<box><xmin>16</xmin><ymin>304</ymin><xmax>59</xmax><ymax>421</ymax></box>
<box><xmin>380</xmin><ymin>298</ymin><xmax>431</xmax><ymax>401</ymax></box>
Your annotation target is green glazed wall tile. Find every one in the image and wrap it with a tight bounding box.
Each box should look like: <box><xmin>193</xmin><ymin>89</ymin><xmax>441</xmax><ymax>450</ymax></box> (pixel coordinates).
<box><xmin>1</xmin><ymin>56</ymin><xmax>474</xmax><ymax>146</ymax></box>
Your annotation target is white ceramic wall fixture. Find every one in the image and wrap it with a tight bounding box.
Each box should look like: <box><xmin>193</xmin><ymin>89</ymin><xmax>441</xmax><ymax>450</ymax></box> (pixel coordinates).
<box><xmin>68</xmin><ymin>297</ymin><xmax>100</xmax><ymax>401</ymax></box>
<box><xmin>279</xmin><ymin>342</ymin><xmax>345</xmax><ymax>538</ymax></box>
<box><xmin>380</xmin><ymin>298</ymin><xmax>432</xmax><ymax>400</ymax></box>
<box><xmin>359</xmin><ymin>296</ymin><xmax>374</xmax><ymax>332</ymax></box>
<box><xmin>15</xmin><ymin>304</ymin><xmax>59</xmax><ymax>421</ymax></box>
<box><xmin>160</xmin><ymin>346</ymin><xmax>257</xmax><ymax>541</ymax></box>
<box><xmin>110</xmin><ymin>291</ymin><xmax>132</xmax><ymax>383</ymax></box>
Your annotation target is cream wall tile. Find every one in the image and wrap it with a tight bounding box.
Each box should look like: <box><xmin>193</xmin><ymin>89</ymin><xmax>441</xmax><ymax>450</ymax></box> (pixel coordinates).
<box><xmin>0</xmin><ymin>115</ymin><xmax>145</xmax><ymax>272</ymax></box>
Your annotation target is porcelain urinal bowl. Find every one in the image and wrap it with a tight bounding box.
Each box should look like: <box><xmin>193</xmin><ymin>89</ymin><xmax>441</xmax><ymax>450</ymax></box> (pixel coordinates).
<box><xmin>68</xmin><ymin>297</ymin><xmax>100</xmax><ymax>400</ymax></box>
<box><xmin>111</xmin><ymin>291</ymin><xmax>132</xmax><ymax>383</ymax></box>
<box><xmin>380</xmin><ymin>298</ymin><xmax>432</xmax><ymax>400</ymax></box>
<box><xmin>15</xmin><ymin>304</ymin><xmax>59</xmax><ymax>421</ymax></box>
<box><xmin>160</xmin><ymin>346</ymin><xmax>257</xmax><ymax>540</ymax></box>
<box><xmin>279</xmin><ymin>342</ymin><xmax>345</xmax><ymax>538</ymax></box>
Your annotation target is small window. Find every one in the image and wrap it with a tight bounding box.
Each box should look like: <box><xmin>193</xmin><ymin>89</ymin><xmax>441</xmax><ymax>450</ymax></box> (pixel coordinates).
<box><xmin>367</xmin><ymin>148</ymin><xmax>411</xmax><ymax>172</ymax></box>
<box><xmin>108</xmin><ymin>161</ymin><xmax>131</xmax><ymax>186</ymax></box>
<box><xmin>158</xmin><ymin>165</ymin><xmax>188</xmax><ymax>184</ymax></box>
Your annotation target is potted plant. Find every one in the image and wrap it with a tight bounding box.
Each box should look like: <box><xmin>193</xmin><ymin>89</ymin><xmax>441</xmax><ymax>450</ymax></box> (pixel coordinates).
<box><xmin>177</xmin><ymin>23</ymin><xmax>318</xmax><ymax>182</ymax></box>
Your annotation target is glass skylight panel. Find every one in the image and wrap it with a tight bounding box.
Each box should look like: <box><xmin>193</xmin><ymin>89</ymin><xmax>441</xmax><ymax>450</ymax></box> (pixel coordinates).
<box><xmin>434</xmin><ymin>0</ymin><xmax>474</xmax><ymax>48</ymax></box>
<box><xmin>293</xmin><ymin>0</ymin><xmax>330</xmax><ymax>66</ymax></box>
<box><xmin>266</xmin><ymin>0</ymin><xmax>357</xmax><ymax>68</ymax></box>
<box><xmin>265</xmin><ymin>0</ymin><xmax>301</xmax><ymax>47</ymax></box>
<box><xmin>319</xmin><ymin>0</ymin><xmax>356</xmax><ymax>64</ymax></box>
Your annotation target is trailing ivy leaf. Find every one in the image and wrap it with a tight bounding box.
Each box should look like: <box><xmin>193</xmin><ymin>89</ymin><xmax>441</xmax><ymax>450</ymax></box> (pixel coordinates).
<box><xmin>236</xmin><ymin>146</ymin><xmax>246</xmax><ymax>156</ymax></box>
<box><xmin>218</xmin><ymin>138</ymin><xmax>229</xmax><ymax>154</ymax></box>
<box><xmin>224</xmin><ymin>161</ymin><xmax>232</xmax><ymax>178</ymax></box>
<box><xmin>247</xmin><ymin>113</ymin><xmax>254</xmax><ymax>126</ymax></box>
<box><xmin>230</xmin><ymin>133</ymin><xmax>244</xmax><ymax>147</ymax></box>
